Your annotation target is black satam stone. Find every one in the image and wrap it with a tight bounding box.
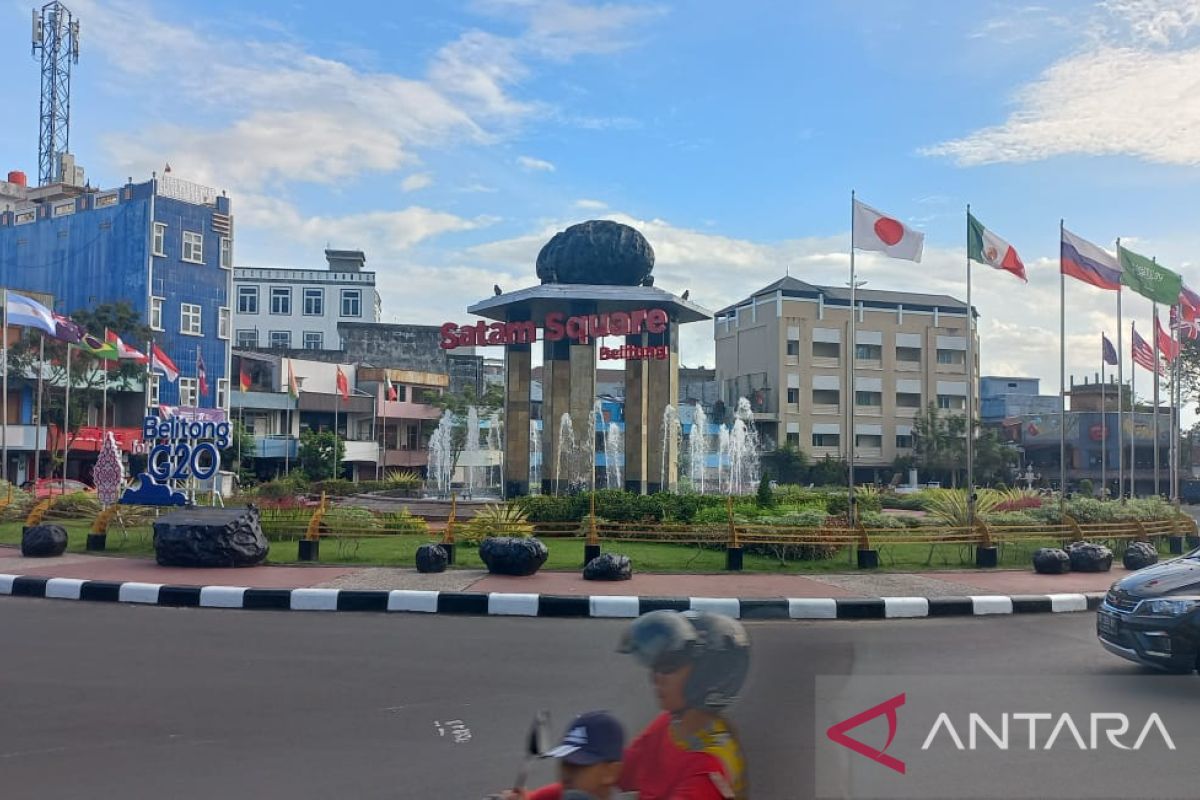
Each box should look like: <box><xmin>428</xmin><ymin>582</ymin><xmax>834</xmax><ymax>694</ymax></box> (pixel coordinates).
<box><xmin>479</xmin><ymin>537</ymin><xmax>549</xmax><ymax>577</ymax></box>
<box><xmin>1123</xmin><ymin>541</ymin><xmax>1159</xmax><ymax>571</ymax></box>
<box><xmin>583</xmin><ymin>553</ymin><xmax>633</xmax><ymax>581</ymax></box>
<box><xmin>1065</xmin><ymin>540</ymin><xmax>1113</xmax><ymax>573</ymax></box>
<box><xmin>536</xmin><ymin>220</ymin><xmax>655</xmax><ymax>286</ymax></box>
<box><xmin>1033</xmin><ymin>547</ymin><xmax>1071</xmax><ymax>574</ymax></box>
<box><xmin>415</xmin><ymin>543</ymin><xmax>449</xmax><ymax>574</ymax></box>
<box><xmin>21</xmin><ymin>524</ymin><xmax>68</xmax><ymax>557</ymax></box>
<box><xmin>153</xmin><ymin>506</ymin><xmax>269</xmax><ymax>567</ymax></box>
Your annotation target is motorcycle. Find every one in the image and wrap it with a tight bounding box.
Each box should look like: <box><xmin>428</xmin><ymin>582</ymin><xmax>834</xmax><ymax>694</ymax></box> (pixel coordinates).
<box><xmin>481</xmin><ymin>712</ymin><xmax>631</xmax><ymax>800</ymax></box>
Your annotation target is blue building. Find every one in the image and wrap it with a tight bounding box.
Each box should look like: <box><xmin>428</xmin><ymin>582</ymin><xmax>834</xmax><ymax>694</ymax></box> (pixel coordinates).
<box><xmin>1</xmin><ymin>173</ymin><xmax>232</xmax><ymax>481</ymax></box>
<box><xmin>980</xmin><ymin>376</ymin><xmax>1062</xmax><ymax>423</ymax></box>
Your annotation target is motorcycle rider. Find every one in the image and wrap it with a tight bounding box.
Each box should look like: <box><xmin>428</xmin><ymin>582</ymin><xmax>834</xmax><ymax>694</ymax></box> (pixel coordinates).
<box><xmin>511</xmin><ymin>610</ymin><xmax>750</xmax><ymax>800</ymax></box>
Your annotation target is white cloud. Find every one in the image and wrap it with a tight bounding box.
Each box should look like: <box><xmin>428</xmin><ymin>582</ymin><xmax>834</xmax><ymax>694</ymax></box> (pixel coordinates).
<box><xmin>574</xmin><ymin>198</ymin><xmax>608</xmax><ymax>210</ymax></box>
<box><xmin>402</xmin><ymin>173</ymin><xmax>434</xmax><ymax>192</ymax></box>
<box><xmin>518</xmin><ymin>155</ymin><xmax>557</xmax><ymax>172</ymax></box>
<box><xmin>926</xmin><ymin>1</ymin><xmax>1200</xmax><ymax>166</ymax></box>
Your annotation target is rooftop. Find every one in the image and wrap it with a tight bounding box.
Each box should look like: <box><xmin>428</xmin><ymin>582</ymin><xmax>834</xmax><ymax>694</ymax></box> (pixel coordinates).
<box><xmin>467</xmin><ymin>283</ymin><xmax>712</xmax><ymax>324</ymax></box>
<box><xmin>716</xmin><ymin>275</ymin><xmax>970</xmax><ymax>317</ymax></box>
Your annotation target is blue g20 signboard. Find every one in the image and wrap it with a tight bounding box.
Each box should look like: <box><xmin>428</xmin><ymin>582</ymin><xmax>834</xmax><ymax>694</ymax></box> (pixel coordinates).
<box><xmin>140</xmin><ymin>416</ymin><xmax>230</xmax><ymax>482</ymax></box>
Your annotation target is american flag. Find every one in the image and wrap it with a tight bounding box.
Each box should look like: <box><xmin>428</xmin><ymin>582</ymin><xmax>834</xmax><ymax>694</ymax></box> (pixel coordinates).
<box><xmin>1131</xmin><ymin>325</ymin><xmax>1163</xmax><ymax>375</ymax></box>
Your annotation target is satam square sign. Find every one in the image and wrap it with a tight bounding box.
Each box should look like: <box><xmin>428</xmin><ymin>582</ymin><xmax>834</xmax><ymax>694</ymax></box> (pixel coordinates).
<box><xmin>440</xmin><ymin>307</ymin><xmax>671</xmax><ymax>360</ymax></box>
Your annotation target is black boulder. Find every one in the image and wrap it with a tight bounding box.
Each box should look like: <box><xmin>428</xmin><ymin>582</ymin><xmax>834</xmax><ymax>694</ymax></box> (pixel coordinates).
<box><xmin>583</xmin><ymin>553</ymin><xmax>633</xmax><ymax>581</ymax></box>
<box><xmin>21</xmin><ymin>524</ymin><xmax>68</xmax><ymax>557</ymax></box>
<box><xmin>479</xmin><ymin>537</ymin><xmax>548</xmax><ymax>576</ymax></box>
<box><xmin>1123</xmin><ymin>541</ymin><xmax>1159</xmax><ymax>571</ymax></box>
<box><xmin>416</xmin><ymin>544</ymin><xmax>448</xmax><ymax>574</ymax></box>
<box><xmin>153</xmin><ymin>506</ymin><xmax>269</xmax><ymax>567</ymax></box>
<box><xmin>1033</xmin><ymin>547</ymin><xmax>1071</xmax><ymax>574</ymax></box>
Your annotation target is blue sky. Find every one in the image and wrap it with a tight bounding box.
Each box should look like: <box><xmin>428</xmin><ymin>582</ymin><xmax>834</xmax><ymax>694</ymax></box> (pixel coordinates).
<box><xmin>3</xmin><ymin>0</ymin><xmax>1200</xmax><ymax>404</ymax></box>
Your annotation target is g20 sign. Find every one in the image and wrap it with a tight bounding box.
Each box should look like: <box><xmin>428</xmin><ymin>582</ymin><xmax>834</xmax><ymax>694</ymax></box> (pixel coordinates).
<box><xmin>140</xmin><ymin>416</ymin><xmax>230</xmax><ymax>482</ymax></box>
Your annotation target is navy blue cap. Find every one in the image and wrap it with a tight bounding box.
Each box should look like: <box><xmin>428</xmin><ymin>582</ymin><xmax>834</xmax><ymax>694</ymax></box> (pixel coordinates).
<box><xmin>543</xmin><ymin>711</ymin><xmax>625</xmax><ymax>765</ymax></box>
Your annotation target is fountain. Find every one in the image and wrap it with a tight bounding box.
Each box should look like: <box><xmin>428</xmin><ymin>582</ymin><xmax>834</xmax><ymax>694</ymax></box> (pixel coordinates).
<box><xmin>660</xmin><ymin>404</ymin><xmax>681</xmax><ymax>492</ymax></box>
<box><xmin>464</xmin><ymin>406</ymin><xmax>481</xmax><ymax>491</ymax></box>
<box><xmin>556</xmin><ymin>412</ymin><xmax>577</xmax><ymax>495</ymax></box>
<box><xmin>427</xmin><ymin>409</ymin><xmax>455</xmax><ymax>496</ymax></box>
<box><xmin>593</xmin><ymin>399</ymin><xmax>606</xmax><ymax>491</ymax></box>
<box><xmin>529</xmin><ymin>420</ymin><xmax>542</xmax><ymax>492</ymax></box>
<box><xmin>720</xmin><ymin>398</ymin><xmax>761</xmax><ymax>495</ymax></box>
<box><xmin>688</xmin><ymin>404</ymin><xmax>709</xmax><ymax>494</ymax></box>
<box><xmin>487</xmin><ymin>410</ymin><xmax>502</xmax><ymax>491</ymax></box>
<box><xmin>605</xmin><ymin>421</ymin><xmax>623</xmax><ymax>489</ymax></box>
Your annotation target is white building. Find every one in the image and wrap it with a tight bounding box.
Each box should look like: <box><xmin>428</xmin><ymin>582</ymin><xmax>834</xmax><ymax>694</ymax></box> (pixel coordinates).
<box><xmin>232</xmin><ymin>249</ymin><xmax>381</xmax><ymax>351</ymax></box>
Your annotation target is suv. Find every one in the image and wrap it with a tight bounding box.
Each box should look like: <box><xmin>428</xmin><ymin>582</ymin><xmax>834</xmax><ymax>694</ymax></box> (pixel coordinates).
<box><xmin>1097</xmin><ymin>548</ymin><xmax>1200</xmax><ymax>673</ymax></box>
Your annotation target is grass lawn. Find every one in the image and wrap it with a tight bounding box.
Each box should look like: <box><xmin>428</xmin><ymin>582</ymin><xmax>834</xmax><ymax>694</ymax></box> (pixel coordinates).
<box><xmin>0</xmin><ymin>518</ymin><xmax>1106</xmax><ymax>573</ymax></box>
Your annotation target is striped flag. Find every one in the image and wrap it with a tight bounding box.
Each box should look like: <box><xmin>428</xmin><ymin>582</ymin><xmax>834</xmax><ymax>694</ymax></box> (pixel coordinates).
<box><xmin>1061</xmin><ymin>229</ymin><xmax>1121</xmax><ymax>291</ymax></box>
<box><xmin>106</xmin><ymin>330</ymin><xmax>148</xmax><ymax>363</ymax></box>
<box><xmin>1131</xmin><ymin>325</ymin><xmax>1162</xmax><ymax>375</ymax></box>
<box><xmin>4</xmin><ymin>292</ymin><xmax>56</xmax><ymax>336</ymax></box>
<box><xmin>197</xmin><ymin>350</ymin><xmax>209</xmax><ymax>398</ymax></box>
<box><xmin>151</xmin><ymin>344</ymin><xmax>179</xmax><ymax>383</ymax></box>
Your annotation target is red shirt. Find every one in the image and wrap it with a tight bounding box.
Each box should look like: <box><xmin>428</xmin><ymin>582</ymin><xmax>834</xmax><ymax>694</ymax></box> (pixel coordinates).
<box><xmin>529</xmin><ymin>712</ymin><xmax>743</xmax><ymax>800</ymax></box>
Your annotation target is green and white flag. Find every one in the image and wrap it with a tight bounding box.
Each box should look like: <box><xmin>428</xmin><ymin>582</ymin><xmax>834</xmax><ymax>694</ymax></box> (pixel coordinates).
<box><xmin>1118</xmin><ymin>245</ymin><xmax>1181</xmax><ymax>305</ymax></box>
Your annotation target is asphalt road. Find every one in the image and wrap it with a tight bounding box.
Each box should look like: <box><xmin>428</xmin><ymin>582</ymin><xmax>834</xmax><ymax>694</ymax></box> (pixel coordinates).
<box><xmin>0</xmin><ymin>600</ymin><xmax>1190</xmax><ymax>800</ymax></box>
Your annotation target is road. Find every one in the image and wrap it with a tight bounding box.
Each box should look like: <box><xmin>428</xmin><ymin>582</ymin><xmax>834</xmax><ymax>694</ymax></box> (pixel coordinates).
<box><xmin>0</xmin><ymin>600</ymin><xmax>1184</xmax><ymax>799</ymax></box>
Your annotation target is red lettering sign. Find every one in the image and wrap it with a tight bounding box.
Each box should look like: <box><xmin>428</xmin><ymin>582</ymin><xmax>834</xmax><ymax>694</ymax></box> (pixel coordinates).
<box><xmin>439</xmin><ymin>308</ymin><xmax>671</xmax><ymax>349</ymax></box>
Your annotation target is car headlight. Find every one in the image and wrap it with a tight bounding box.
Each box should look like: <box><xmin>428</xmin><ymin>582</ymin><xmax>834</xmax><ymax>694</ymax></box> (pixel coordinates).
<box><xmin>1135</xmin><ymin>598</ymin><xmax>1200</xmax><ymax>617</ymax></box>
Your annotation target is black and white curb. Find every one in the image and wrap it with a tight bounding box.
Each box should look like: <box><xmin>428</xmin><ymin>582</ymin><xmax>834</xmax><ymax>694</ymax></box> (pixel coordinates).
<box><xmin>0</xmin><ymin>574</ymin><xmax>1104</xmax><ymax>620</ymax></box>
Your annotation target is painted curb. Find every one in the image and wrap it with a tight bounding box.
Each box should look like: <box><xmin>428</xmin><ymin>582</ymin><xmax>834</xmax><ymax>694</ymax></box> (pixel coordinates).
<box><xmin>0</xmin><ymin>573</ymin><xmax>1107</xmax><ymax>620</ymax></box>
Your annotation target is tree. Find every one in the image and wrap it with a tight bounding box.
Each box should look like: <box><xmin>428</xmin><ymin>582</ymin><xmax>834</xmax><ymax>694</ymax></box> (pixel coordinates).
<box><xmin>7</xmin><ymin>302</ymin><xmax>152</xmax><ymax>476</ymax></box>
<box><xmin>761</xmin><ymin>443</ymin><xmax>809</xmax><ymax>485</ymax></box>
<box><xmin>912</xmin><ymin>403</ymin><xmax>966</xmax><ymax>487</ymax></box>
<box><xmin>973</xmin><ymin>428</ymin><xmax>1019</xmax><ymax>487</ymax></box>
<box><xmin>298</xmin><ymin>428</ymin><xmax>345</xmax><ymax>481</ymax></box>
<box><xmin>809</xmin><ymin>454</ymin><xmax>847</xmax><ymax>486</ymax></box>
<box><xmin>431</xmin><ymin>383</ymin><xmax>507</xmax><ymax>475</ymax></box>
<box><xmin>220</xmin><ymin>420</ymin><xmax>256</xmax><ymax>485</ymax></box>
<box><xmin>756</xmin><ymin>470</ymin><xmax>775</xmax><ymax>508</ymax></box>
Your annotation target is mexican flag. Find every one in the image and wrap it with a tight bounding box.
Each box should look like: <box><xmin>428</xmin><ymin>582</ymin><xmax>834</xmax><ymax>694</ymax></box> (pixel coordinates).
<box><xmin>968</xmin><ymin>213</ymin><xmax>1027</xmax><ymax>282</ymax></box>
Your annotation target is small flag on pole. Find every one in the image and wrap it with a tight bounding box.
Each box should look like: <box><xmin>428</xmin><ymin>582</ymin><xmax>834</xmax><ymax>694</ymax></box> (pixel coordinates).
<box><xmin>1119</xmin><ymin>245</ymin><xmax>1182</xmax><ymax>306</ymax></box>
<box><xmin>151</xmin><ymin>344</ymin><xmax>179</xmax><ymax>383</ymax></box>
<box><xmin>968</xmin><ymin>213</ymin><xmax>1027</xmax><ymax>282</ymax></box>
<box><xmin>852</xmin><ymin>200</ymin><xmax>924</xmax><ymax>262</ymax></box>
<box><xmin>4</xmin><ymin>292</ymin><xmax>56</xmax><ymax>336</ymax></box>
<box><xmin>1170</xmin><ymin>305</ymin><xmax>1199</xmax><ymax>341</ymax></box>
<box><xmin>287</xmin><ymin>359</ymin><xmax>299</xmax><ymax>399</ymax></box>
<box><xmin>105</xmin><ymin>330</ymin><xmax>148</xmax><ymax>363</ymax></box>
<box><xmin>239</xmin><ymin>362</ymin><xmax>251</xmax><ymax>392</ymax></box>
<box><xmin>51</xmin><ymin>313</ymin><xmax>84</xmax><ymax>344</ymax></box>
<box><xmin>1132</xmin><ymin>325</ymin><xmax>1162</xmax><ymax>375</ymax></box>
<box><xmin>1061</xmin><ymin>229</ymin><xmax>1121</xmax><ymax>291</ymax></box>
<box><xmin>197</xmin><ymin>350</ymin><xmax>209</xmax><ymax>398</ymax></box>
<box><xmin>1155</xmin><ymin>313</ymin><xmax>1180</xmax><ymax>362</ymax></box>
<box><xmin>1102</xmin><ymin>334</ymin><xmax>1118</xmax><ymax>366</ymax></box>
<box><xmin>336</xmin><ymin>365</ymin><xmax>349</xmax><ymax>403</ymax></box>
<box><xmin>385</xmin><ymin>375</ymin><xmax>398</xmax><ymax>402</ymax></box>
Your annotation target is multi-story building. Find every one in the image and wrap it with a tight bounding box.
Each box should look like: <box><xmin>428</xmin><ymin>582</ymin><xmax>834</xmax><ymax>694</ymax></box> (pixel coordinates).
<box><xmin>0</xmin><ymin>170</ymin><xmax>232</xmax><ymax>482</ymax></box>
<box><xmin>980</xmin><ymin>376</ymin><xmax>1062</xmax><ymax>424</ymax></box>
<box><xmin>714</xmin><ymin>276</ymin><xmax>978</xmax><ymax>481</ymax></box>
<box><xmin>233</xmin><ymin>249</ymin><xmax>381</xmax><ymax>351</ymax></box>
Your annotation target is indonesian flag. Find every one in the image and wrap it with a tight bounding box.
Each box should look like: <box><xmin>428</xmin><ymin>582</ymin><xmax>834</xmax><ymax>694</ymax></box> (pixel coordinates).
<box><xmin>384</xmin><ymin>375</ymin><xmax>398</xmax><ymax>401</ymax></box>
<box><xmin>853</xmin><ymin>199</ymin><xmax>924</xmax><ymax>262</ymax></box>
<box><xmin>1155</xmin><ymin>313</ymin><xmax>1179</xmax><ymax>362</ymax></box>
<box><xmin>105</xmin><ymin>330</ymin><xmax>148</xmax><ymax>364</ymax></box>
<box><xmin>336</xmin><ymin>365</ymin><xmax>349</xmax><ymax>403</ymax></box>
<box><xmin>151</xmin><ymin>343</ymin><xmax>179</xmax><ymax>383</ymax></box>
<box><xmin>239</xmin><ymin>361</ymin><xmax>251</xmax><ymax>392</ymax></box>
<box><xmin>967</xmin><ymin>212</ymin><xmax>1026</xmax><ymax>282</ymax></box>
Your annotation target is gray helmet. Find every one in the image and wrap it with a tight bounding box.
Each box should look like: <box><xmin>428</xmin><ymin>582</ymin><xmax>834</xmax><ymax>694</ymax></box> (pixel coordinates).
<box><xmin>617</xmin><ymin>610</ymin><xmax>750</xmax><ymax>711</ymax></box>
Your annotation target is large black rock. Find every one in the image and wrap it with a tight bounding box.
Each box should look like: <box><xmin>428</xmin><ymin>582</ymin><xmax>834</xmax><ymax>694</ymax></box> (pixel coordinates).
<box><xmin>22</xmin><ymin>524</ymin><xmax>68</xmax><ymax>557</ymax></box>
<box><xmin>584</xmin><ymin>553</ymin><xmax>633</xmax><ymax>581</ymax></box>
<box><xmin>479</xmin><ymin>537</ymin><xmax>548</xmax><ymax>576</ymax></box>
<box><xmin>416</xmin><ymin>543</ymin><xmax>448</xmax><ymax>574</ymax></box>
<box><xmin>536</xmin><ymin>221</ymin><xmax>655</xmax><ymax>286</ymax></box>
<box><xmin>1066</xmin><ymin>541</ymin><xmax>1113</xmax><ymax>573</ymax></box>
<box><xmin>1033</xmin><ymin>547</ymin><xmax>1071</xmax><ymax>574</ymax></box>
<box><xmin>153</xmin><ymin>506</ymin><xmax>269</xmax><ymax>567</ymax></box>
<box><xmin>1123</xmin><ymin>541</ymin><xmax>1159</xmax><ymax>571</ymax></box>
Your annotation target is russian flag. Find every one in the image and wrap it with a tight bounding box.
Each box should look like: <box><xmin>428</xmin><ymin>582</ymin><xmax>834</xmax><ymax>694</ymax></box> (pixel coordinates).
<box><xmin>1061</xmin><ymin>228</ymin><xmax>1121</xmax><ymax>291</ymax></box>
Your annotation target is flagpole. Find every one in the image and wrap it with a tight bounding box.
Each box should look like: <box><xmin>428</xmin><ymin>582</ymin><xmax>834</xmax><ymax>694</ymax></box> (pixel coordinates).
<box><xmin>1131</xmin><ymin>322</ymin><xmax>1138</xmax><ymax>499</ymax></box>
<box><xmin>1153</xmin><ymin>300</ymin><xmax>1160</xmax><ymax>497</ymax></box>
<box><xmin>1172</xmin><ymin>303</ymin><xmax>1181</xmax><ymax>506</ymax></box>
<box><xmin>33</xmin><ymin>334</ymin><xmax>45</xmax><ymax>483</ymax></box>
<box><xmin>333</xmin><ymin>370</ymin><xmax>340</xmax><ymax>481</ymax></box>
<box><xmin>102</xmin><ymin>328</ymin><xmax>110</xmax><ymax>435</ymax></box>
<box><xmin>965</xmin><ymin>204</ymin><xmax>976</xmax><ymax>526</ymax></box>
<box><xmin>62</xmin><ymin>346</ymin><xmax>71</xmax><ymax>494</ymax></box>
<box><xmin>1101</xmin><ymin>337</ymin><xmax>1106</xmax><ymax>498</ymax></box>
<box><xmin>847</xmin><ymin>190</ymin><xmax>857</xmax><ymax>525</ymax></box>
<box><xmin>1117</xmin><ymin>284</ymin><xmax>1124</xmax><ymax>501</ymax></box>
<box><xmin>1059</xmin><ymin>219</ymin><xmax>1067</xmax><ymax>515</ymax></box>
<box><xmin>2</xmin><ymin>288</ymin><xmax>9</xmax><ymax>486</ymax></box>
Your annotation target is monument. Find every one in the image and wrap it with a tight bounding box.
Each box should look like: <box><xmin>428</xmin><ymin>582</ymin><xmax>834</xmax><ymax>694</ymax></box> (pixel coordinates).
<box><xmin>441</xmin><ymin>220</ymin><xmax>712</xmax><ymax>496</ymax></box>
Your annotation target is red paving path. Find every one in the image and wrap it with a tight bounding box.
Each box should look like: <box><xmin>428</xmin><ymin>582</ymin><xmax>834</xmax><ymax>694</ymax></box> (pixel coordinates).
<box><xmin>923</xmin><ymin>569</ymin><xmax>1122</xmax><ymax>594</ymax></box>
<box><xmin>8</xmin><ymin>556</ymin><xmax>355</xmax><ymax>589</ymax></box>
<box><xmin>469</xmin><ymin>572</ymin><xmax>860</xmax><ymax>597</ymax></box>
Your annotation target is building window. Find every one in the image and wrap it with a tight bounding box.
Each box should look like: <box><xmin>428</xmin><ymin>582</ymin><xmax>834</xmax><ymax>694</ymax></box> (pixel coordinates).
<box><xmin>813</xmin><ymin>341</ymin><xmax>840</xmax><ymax>360</ymax></box>
<box><xmin>812</xmin><ymin>433</ymin><xmax>840</xmax><ymax>448</ymax></box>
<box><xmin>786</xmin><ymin>388</ymin><xmax>800</xmax><ymax>405</ymax></box>
<box><xmin>786</xmin><ymin>340</ymin><xmax>800</xmax><ymax>357</ymax></box>
<box><xmin>270</xmin><ymin>331</ymin><xmax>291</xmax><ymax>349</ymax></box>
<box><xmin>405</xmin><ymin>425</ymin><xmax>419</xmax><ymax>450</ymax></box>
<box><xmin>388</xmin><ymin>384</ymin><xmax>408</xmax><ymax>402</ymax></box>
<box><xmin>855</xmin><ymin>391</ymin><xmax>882</xmax><ymax>407</ymax></box>
<box><xmin>855</xmin><ymin>344</ymin><xmax>882</xmax><ymax>361</ymax></box>
<box><xmin>153</xmin><ymin>223</ymin><xmax>167</xmax><ymax>257</ymax></box>
<box><xmin>238</xmin><ymin>285</ymin><xmax>259</xmax><ymax>314</ymax></box>
<box><xmin>937</xmin><ymin>394</ymin><xmax>966</xmax><ymax>410</ymax></box>
<box><xmin>220</xmin><ymin>237</ymin><xmax>233</xmax><ymax>269</ymax></box>
<box><xmin>896</xmin><ymin>392</ymin><xmax>922</xmax><ymax>408</ymax></box>
<box><xmin>812</xmin><ymin>389</ymin><xmax>840</xmax><ymax>407</ymax></box>
<box><xmin>896</xmin><ymin>346</ymin><xmax>921</xmax><ymax>363</ymax></box>
<box><xmin>178</xmin><ymin>377</ymin><xmax>198</xmax><ymax>407</ymax></box>
<box><xmin>149</xmin><ymin>374</ymin><xmax>160</xmax><ymax>407</ymax></box>
<box><xmin>180</xmin><ymin>303</ymin><xmax>202</xmax><ymax>336</ymax></box>
<box><xmin>236</xmin><ymin>329</ymin><xmax>257</xmax><ymax>348</ymax></box>
<box><xmin>412</xmin><ymin>387</ymin><xmax>438</xmax><ymax>405</ymax></box>
<box><xmin>219</xmin><ymin>307</ymin><xmax>231</xmax><ymax>340</ymax></box>
<box><xmin>856</xmin><ymin>434</ymin><xmax>883</xmax><ymax>448</ymax></box>
<box><xmin>182</xmin><ymin>231</ymin><xmax>204</xmax><ymax>264</ymax></box>
<box><xmin>341</xmin><ymin>289</ymin><xmax>362</xmax><ymax>317</ymax></box>
<box><xmin>150</xmin><ymin>297</ymin><xmax>163</xmax><ymax>331</ymax></box>
<box><xmin>217</xmin><ymin>378</ymin><xmax>229</xmax><ymax>410</ymax></box>
<box><xmin>303</xmin><ymin>331</ymin><xmax>323</xmax><ymax>350</ymax></box>
<box><xmin>896</xmin><ymin>434</ymin><xmax>914</xmax><ymax>449</ymax></box>
<box><xmin>271</xmin><ymin>287</ymin><xmax>292</xmax><ymax>315</ymax></box>
<box><xmin>786</xmin><ymin>432</ymin><xmax>800</xmax><ymax>448</ymax></box>
<box><xmin>303</xmin><ymin>288</ymin><xmax>324</xmax><ymax>316</ymax></box>
<box><xmin>937</xmin><ymin>349</ymin><xmax>964</xmax><ymax>365</ymax></box>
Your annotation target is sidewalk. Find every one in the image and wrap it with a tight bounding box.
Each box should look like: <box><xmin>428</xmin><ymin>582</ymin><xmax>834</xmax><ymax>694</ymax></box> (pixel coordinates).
<box><xmin>0</xmin><ymin>545</ymin><xmax>1123</xmax><ymax>598</ymax></box>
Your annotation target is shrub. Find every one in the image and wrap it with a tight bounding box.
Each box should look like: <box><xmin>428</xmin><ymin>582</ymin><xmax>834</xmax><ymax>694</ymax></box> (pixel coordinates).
<box><xmin>882</xmin><ymin>491</ymin><xmax>929</xmax><ymax>511</ymax></box>
<box><xmin>309</xmin><ymin>479</ymin><xmax>357</xmax><ymax>498</ymax></box>
<box><xmin>757</xmin><ymin>472</ymin><xmax>776</xmax><ymax>509</ymax></box>
<box><xmin>0</xmin><ymin>481</ymin><xmax>35</xmax><ymax>522</ymax></box>
<box><xmin>45</xmin><ymin>491</ymin><xmax>101</xmax><ymax>519</ymax></box>
<box><xmin>1077</xmin><ymin>479</ymin><xmax>1094</xmax><ymax>498</ymax></box>
<box><xmin>994</xmin><ymin>495</ymin><xmax>1043</xmax><ymax>512</ymax></box>
<box><xmin>322</xmin><ymin>506</ymin><xmax>382</xmax><ymax>531</ymax></box>
<box><xmin>985</xmin><ymin>511</ymin><xmax>1043</xmax><ymax>527</ymax></box>
<box><xmin>859</xmin><ymin>511</ymin><xmax>906</xmax><ymax>529</ymax></box>
<box><xmin>921</xmin><ymin>489</ymin><xmax>1001</xmax><ymax>527</ymax></box>
<box><xmin>460</xmin><ymin>504</ymin><xmax>533</xmax><ymax>545</ymax></box>
<box><xmin>513</xmin><ymin>494</ymin><xmax>576</xmax><ymax>522</ymax></box>
<box><xmin>381</xmin><ymin>508</ymin><xmax>428</xmax><ymax>535</ymax></box>
<box><xmin>385</xmin><ymin>469</ymin><xmax>423</xmax><ymax>490</ymax></box>
<box><xmin>827</xmin><ymin>491</ymin><xmax>882</xmax><ymax>517</ymax></box>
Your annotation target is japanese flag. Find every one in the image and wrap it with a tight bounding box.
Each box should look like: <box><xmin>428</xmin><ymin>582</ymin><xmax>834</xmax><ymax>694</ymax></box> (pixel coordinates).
<box><xmin>853</xmin><ymin>199</ymin><xmax>924</xmax><ymax>262</ymax></box>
